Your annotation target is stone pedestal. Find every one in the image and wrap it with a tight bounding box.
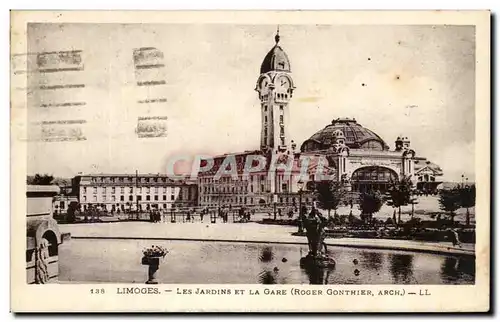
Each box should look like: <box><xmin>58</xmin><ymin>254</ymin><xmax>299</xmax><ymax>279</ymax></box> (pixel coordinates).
<box><xmin>300</xmin><ymin>253</ymin><xmax>336</xmax><ymax>285</ymax></box>
<box><xmin>142</xmin><ymin>256</ymin><xmax>161</xmax><ymax>284</ymax></box>
<box><xmin>300</xmin><ymin>253</ymin><xmax>336</xmax><ymax>269</ymax></box>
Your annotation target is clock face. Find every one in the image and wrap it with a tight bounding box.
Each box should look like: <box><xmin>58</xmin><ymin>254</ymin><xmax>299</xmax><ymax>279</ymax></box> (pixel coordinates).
<box><xmin>279</xmin><ymin>77</ymin><xmax>291</xmax><ymax>90</ymax></box>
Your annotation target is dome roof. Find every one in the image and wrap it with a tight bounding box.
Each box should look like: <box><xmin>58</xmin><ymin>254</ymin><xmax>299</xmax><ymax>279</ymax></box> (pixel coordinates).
<box><xmin>260</xmin><ymin>45</ymin><xmax>291</xmax><ymax>74</ymax></box>
<box><xmin>301</xmin><ymin>117</ymin><xmax>390</xmax><ymax>152</ymax></box>
<box><xmin>260</xmin><ymin>32</ymin><xmax>291</xmax><ymax>74</ymax></box>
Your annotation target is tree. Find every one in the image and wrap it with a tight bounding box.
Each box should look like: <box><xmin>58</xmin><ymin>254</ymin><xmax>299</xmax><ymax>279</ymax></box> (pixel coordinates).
<box><xmin>66</xmin><ymin>201</ymin><xmax>80</xmax><ymax>223</ymax></box>
<box><xmin>27</xmin><ymin>174</ymin><xmax>54</xmax><ymax>185</ymax></box>
<box><xmin>438</xmin><ymin>187</ymin><xmax>461</xmax><ymax>224</ymax></box>
<box><xmin>358</xmin><ymin>190</ymin><xmax>384</xmax><ymax>224</ymax></box>
<box><xmin>459</xmin><ymin>185</ymin><xmax>475</xmax><ymax>226</ymax></box>
<box><xmin>314</xmin><ymin>181</ymin><xmax>346</xmax><ymax>219</ymax></box>
<box><xmin>385</xmin><ymin>176</ymin><xmax>413</xmax><ymax>225</ymax></box>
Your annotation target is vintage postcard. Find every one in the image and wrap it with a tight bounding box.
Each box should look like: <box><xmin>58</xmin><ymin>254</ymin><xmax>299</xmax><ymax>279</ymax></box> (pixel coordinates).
<box><xmin>10</xmin><ymin>10</ymin><xmax>490</xmax><ymax>312</ymax></box>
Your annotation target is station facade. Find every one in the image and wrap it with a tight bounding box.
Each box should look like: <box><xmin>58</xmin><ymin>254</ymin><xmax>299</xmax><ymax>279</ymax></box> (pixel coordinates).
<box><xmin>196</xmin><ymin>30</ymin><xmax>443</xmax><ymax>208</ymax></box>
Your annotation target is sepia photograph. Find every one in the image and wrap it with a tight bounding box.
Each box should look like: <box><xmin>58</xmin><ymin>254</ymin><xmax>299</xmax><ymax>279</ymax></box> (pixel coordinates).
<box><xmin>10</xmin><ymin>10</ymin><xmax>490</xmax><ymax>312</ymax></box>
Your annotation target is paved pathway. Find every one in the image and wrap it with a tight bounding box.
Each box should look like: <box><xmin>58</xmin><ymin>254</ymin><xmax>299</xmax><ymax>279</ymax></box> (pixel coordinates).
<box><xmin>59</xmin><ymin>221</ymin><xmax>475</xmax><ymax>257</ymax></box>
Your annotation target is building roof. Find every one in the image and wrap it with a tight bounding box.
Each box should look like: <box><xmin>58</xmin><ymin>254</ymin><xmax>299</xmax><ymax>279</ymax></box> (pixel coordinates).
<box><xmin>260</xmin><ymin>31</ymin><xmax>291</xmax><ymax>74</ymax></box>
<box><xmin>26</xmin><ymin>185</ymin><xmax>60</xmax><ymax>193</ymax></box>
<box><xmin>75</xmin><ymin>173</ymin><xmax>185</xmax><ymax>178</ymax></box>
<box><xmin>73</xmin><ymin>173</ymin><xmax>197</xmax><ymax>186</ymax></box>
<box><xmin>301</xmin><ymin>117</ymin><xmax>390</xmax><ymax>152</ymax></box>
<box><xmin>414</xmin><ymin>160</ymin><xmax>444</xmax><ymax>176</ymax></box>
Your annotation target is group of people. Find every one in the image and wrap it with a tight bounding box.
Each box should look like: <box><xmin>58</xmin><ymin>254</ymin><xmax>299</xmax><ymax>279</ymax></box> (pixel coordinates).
<box><xmin>217</xmin><ymin>207</ymin><xmax>255</xmax><ymax>223</ymax></box>
<box><xmin>148</xmin><ymin>210</ymin><xmax>163</xmax><ymax>223</ymax></box>
<box><xmin>145</xmin><ymin>207</ymin><xmax>255</xmax><ymax>224</ymax></box>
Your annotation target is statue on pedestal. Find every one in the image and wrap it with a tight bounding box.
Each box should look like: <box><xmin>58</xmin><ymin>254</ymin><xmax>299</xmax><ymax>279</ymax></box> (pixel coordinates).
<box><xmin>300</xmin><ymin>205</ymin><xmax>336</xmax><ymax>271</ymax></box>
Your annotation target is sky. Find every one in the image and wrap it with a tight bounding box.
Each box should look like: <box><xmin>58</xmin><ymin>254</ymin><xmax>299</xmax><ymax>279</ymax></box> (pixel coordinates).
<box><xmin>23</xmin><ymin>23</ymin><xmax>475</xmax><ymax>181</ymax></box>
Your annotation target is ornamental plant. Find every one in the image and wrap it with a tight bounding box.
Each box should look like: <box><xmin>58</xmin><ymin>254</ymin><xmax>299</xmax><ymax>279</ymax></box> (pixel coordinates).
<box><xmin>142</xmin><ymin>245</ymin><xmax>169</xmax><ymax>258</ymax></box>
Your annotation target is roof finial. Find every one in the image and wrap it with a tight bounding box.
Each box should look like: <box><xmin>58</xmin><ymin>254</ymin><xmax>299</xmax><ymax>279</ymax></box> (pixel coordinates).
<box><xmin>275</xmin><ymin>25</ymin><xmax>280</xmax><ymax>44</ymax></box>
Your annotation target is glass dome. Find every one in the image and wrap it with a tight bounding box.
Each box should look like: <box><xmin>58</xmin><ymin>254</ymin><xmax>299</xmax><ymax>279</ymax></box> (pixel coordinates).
<box><xmin>301</xmin><ymin>117</ymin><xmax>390</xmax><ymax>152</ymax></box>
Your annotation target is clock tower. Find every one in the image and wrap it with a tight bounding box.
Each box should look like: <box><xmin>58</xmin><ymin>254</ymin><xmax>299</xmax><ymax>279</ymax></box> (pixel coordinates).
<box><xmin>255</xmin><ymin>28</ymin><xmax>295</xmax><ymax>154</ymax></box>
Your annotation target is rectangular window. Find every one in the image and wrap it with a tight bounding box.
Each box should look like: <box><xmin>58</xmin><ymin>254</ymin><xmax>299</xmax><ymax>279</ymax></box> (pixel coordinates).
<box><xmin>111</xmin><ymin>195</ymin><xmax>116</xmax><ymax>202</ymax></box>
<box><xmin>83</xmin><ymin>187</ymin><xmax>87</xmax><ymax>194</ymax></box>
<box><xmin>163</xmin><ymin>195</ymin><xmax>167</xmax><ymax>201</ymax></box>
<box><xmin>155</xmin><ymin>187</ymin><xmax>159</xmax><ymax>194</ymax></box>
<box><xmin>146</xmin><ymin>195</ymin><xmax>150</xmax><ymax>201</ymax></box>
<box><xmin>120</xmin><ymin>196</ymin><xmax>124</xmax><ymax>201</ymax></box>
<box><xmin>129</xmin><ymin>187</ymin><xmax>133</xmax><ymax>193</ymax></box>
<box><xmin>137</xmin><ymin>195</ymin><xmax>142</xmax><ymax>201</ymax></box>
<box><xmin>93</xmin><ymin>187</ymin><xmax>97</xmax><ymax>194</ymax></box>
<box><xmin>112</xmin><ymin>187</ymin><xmax>116</xmax><ymax>194</ymax></box>
<box><xmin>129</xmin><ymin>195</ymin><xmax>133</xmax><ymax>201</ymax></box>
<box><xmin>264</xmin><ymin>105</ymin><xmax>267</xmax><ymax>112</ymax></box>
<box><xmin>83</xmin><ymin>196</ymin><xmax>87</xmax><ymax>202</ymax></box>
<box><xmin>154</xmin><ymin>195</ymin><xmax>158</xmax><ymax>201</ymax></box>
<box><xmin>93</xmin><ymin>195</ymin><xmax>97</xmax><ymax>202</ymax></box>
<box><xmin>261</xmin><ymin>184</ymin><xmax>265</xmax><ymax>192</ymax></box>
<box><xmin>280</xmin><ymin>126</ymin><xmax>284</xmax><ymax>136</ymax></box>
<box><xmin>138</xmin><ymin>187</ymin><xmax>142</xmax><ymax>193</ymax></box>
<box><xmin>279</xmin><ymin>105</ymin><xmax>284</xmax><ymax>111</ymax></box>
<box><xmin>279</xmin><ymin>115</ymin><xmax>284</xmax><ymax>124</ymax></box>
<box><xmin>120</xmin><ymin>187</ymin><xmax>125</xmax><ymax>194</ymax></box>
<box><xmin>171</xmin><ymin>195</ymin><xmax>175</xmax><ymax>201</ymax></box>
<box><xmin>264</xmin><ymin>115</ymin><xmax>268</xmax><ymax>123</ymax></box>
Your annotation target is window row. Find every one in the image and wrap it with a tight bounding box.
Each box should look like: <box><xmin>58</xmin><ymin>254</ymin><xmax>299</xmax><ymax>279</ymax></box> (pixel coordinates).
<box><xmin>83</xmin><ymin>186</ymin><xmax>190</xmax><ymax>195</ymax></box>
<box><xmin>199</xmin><ymin>175</ymin><xmax>268</xmax><ymax>184</ymax></box>
<box><xmin>88</xmin><ymin>176</ymin><xmax>172</xmax><ymax>184</ymax></box>
<box><xmin>82</xmin><ymin>194</ymin><xmax>183</xmax><ymax>202</ymax></box>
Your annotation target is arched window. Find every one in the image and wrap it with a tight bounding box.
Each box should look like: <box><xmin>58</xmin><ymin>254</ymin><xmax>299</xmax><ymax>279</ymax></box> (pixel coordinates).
<box><xmin>351</xmin><ymin>166</ymin><xmax>398</xmax><ymax>193</ymax></box>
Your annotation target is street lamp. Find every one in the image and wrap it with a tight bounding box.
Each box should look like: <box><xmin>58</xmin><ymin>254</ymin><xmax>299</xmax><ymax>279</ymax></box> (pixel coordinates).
<box><xmin>297</xmin><ymin>179</ymin><xmax>304</xmax><ymax>233</ymax></box>
<box><xmin>273</xmin><ymin>194</ymin><xmax>278</xmax><ymax>220</ymax></box>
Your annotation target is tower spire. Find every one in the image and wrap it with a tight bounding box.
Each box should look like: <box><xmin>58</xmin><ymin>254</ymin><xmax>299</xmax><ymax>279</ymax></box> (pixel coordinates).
<box><xmin>275</xmin><ymin>26</ymin><xmax>280</xmax><ymax>44</ymax></box>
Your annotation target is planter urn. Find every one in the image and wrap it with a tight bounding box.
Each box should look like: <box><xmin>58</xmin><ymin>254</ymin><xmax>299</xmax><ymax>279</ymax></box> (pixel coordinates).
<box><xmin>141</xmin><ymin>256</ymin><xmax>164</xmax><ymax>284</ymax></box>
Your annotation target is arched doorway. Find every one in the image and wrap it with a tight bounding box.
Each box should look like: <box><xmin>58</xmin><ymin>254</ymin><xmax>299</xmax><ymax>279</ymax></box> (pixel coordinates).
<box><xmin>351</xmin><ymin>166</ymin><xmax>398</xmax><ymax>193</ymax></box>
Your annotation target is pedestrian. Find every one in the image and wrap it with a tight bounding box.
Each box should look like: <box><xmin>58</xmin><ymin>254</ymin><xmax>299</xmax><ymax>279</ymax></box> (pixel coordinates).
<box><xmin>450</xmin><ymin>229</ymin><xmax>462</xmax><ymax>248</ymax></box>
